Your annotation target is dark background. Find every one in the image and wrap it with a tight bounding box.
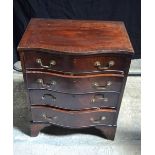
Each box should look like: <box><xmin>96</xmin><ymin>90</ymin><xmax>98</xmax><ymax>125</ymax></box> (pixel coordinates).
<box><xmin>13</xmin><ymin>0</ymin><xmax>141</xmax><ymax>64</ymax></box>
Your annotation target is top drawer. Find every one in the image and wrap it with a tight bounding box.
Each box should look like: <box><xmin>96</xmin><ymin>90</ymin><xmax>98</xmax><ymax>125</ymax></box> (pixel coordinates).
<box><xmin>23</xmin><ymin>51</ymin><xmax>131</xmax><ymax>74</ymax></box>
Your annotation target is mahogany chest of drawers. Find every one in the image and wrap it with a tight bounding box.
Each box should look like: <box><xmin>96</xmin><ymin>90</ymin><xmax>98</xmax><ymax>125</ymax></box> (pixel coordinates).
<box><xmin>18</xmin><ymin>18</ymin><xmax>134</xmax><ymax>140</ymax></box>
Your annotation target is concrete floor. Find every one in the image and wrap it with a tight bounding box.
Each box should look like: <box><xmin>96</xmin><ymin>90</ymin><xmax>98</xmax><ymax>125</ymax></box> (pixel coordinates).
<box><xmin>13</xmin><ymin>59</ymin><xmax>141</xmax><ymax>155</ymax></box>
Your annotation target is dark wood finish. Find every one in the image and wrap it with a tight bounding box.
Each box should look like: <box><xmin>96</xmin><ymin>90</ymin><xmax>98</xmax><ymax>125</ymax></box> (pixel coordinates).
<box><xmin>18</xmin><ymin>19</ymin><xmax>134</xmax><ymax>140</ymax></box>
<box><xmin>95</xmin><ymin>125</ymin><xmax>117</xmax><ymax>140</ymax></box>
<box><xmin>30</xmin><ymin>122</ymin><xmax>116</xmax><ymax>138</ymax></box>
<box><xmin>29</xmin><ymin>90</ymin><xmax>119</xmax><ymax>110</ymax></box>
<box><xmin>113</xmin><ymin>59</ymin><xmax>132</xmax><ymax>123</ymax></box>
<box><xmin>18</xmin><ymin>19</ymin><xmax>134</xmax><ymax>54</ymax></box>
<box><xmin>31</xmin><ymin>106</ymin><xmax>117</xmax><ymax>128</ymax></box>
<box><xmin>24</xmin><ymin>51</ymin><xmax>130</xmax><ymax>74</ymax></box>
<box><xmin>30</xmin><ymin>122</ymin><xmax>50</xmax><ymax>137</ymax></box>
<box><xmin>26</xmin><ymin>72</ymin><xmax>124</xmax><ymax>93</ymax></box>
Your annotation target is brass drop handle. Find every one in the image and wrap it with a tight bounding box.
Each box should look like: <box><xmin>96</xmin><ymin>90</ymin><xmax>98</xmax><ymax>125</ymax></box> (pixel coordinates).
<box><xmin>36</xmin><ymin>58</ymin><xmax>56</xmax><ymax>69</ymax></box>
<box><xmin>90</xmin><ymin>116</ymin><xmax>106</xmax><ymax>123</ymax></box>
<box><xmin>91</xmin><ymin>95</ymin><xmax>108</xmax><ymax>103</ymax></box>
<box><xmin>42</xmin><ymin>114</ymin><xmax>57</xmax><ymax>121</ymax></box>
<box><xmin>42</xmin><ymin>94</ymin><xmax>56</xmax><ymax>102</ymax></box>
<box><xmin>94</xmin><ymin>60</ymin><xmax>115</xmax><ymax>70</ymax></box>
<box><xmin>37</xmin><ymin>78</ymin><xmax>56</xmax><ymax>88</ymax></box>
<box><xmin>92</xmin><ymin>81</ymin><xmax>112</xmax><ymax>90</ymax></box>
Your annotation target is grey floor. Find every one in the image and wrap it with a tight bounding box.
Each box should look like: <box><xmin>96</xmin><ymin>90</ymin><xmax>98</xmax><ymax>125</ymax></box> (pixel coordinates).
<box><xmin>13</xmin><ymin>59</ymin><xmax>141</xmax><ymax>155</ymax></box>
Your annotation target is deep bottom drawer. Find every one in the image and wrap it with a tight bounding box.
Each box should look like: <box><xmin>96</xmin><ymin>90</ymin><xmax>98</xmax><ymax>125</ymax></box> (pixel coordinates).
<box><xmin>31</xmin><ymin>106</ymin><xmax>117</xmax><ymax>128</ymax></box>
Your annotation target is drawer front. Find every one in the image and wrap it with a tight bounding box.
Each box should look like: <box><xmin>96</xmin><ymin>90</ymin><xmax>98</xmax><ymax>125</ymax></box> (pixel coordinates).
<box><xmin>31</xmin><ymin>106</ymin><xmax>117</xmax><ymax>127</ymax></box>
<box><xmin>26</xmin><ymin>72</ymin><xmax>124</xmax><ymax>93</ymax></box>
<box><xmin>24</xmin><ymin>51</ymin><xmax>130</xmax><ymax>74</ymax></box>
<box><xmin>29</xmin><ymin>90</ymin><xmax>119</xmax><ymax>109</ymax></box>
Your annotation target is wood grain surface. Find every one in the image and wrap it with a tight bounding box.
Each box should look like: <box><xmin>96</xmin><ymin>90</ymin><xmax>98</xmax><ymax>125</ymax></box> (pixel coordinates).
<box><xmin>26</xmin><ymin>72</ymin><xmax>124</xmax><ymax>93</ymax></box>
<box><xmin>17</xmin><ymin>18</ymin><xmax>134</xmax><ymax>140</ymax></box>
<box><xmin>29</xmin><ymin>89</ymin><xmax>119</xmax><ymax>110</ymax></box>
<box><xmin>18</xmin><ymin>18</ymin><xmax>134</xmax><ymax>54</ymax></box>
<box><xmin>23</xmin><ymin>51</ymin><xmax>131</xmax><ymax>74</ymax></box>
<box><xmin>31</xmin><ymin>106</ymin><xmax>117</xmax><ymax>128</ymax></box>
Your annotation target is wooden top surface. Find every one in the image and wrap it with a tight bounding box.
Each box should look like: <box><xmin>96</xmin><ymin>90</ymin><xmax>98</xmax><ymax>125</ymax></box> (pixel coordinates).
<box><xmin>18</xmin><ymin>18</ymin><xmax>134</xmax><ymax>55</ymax></box>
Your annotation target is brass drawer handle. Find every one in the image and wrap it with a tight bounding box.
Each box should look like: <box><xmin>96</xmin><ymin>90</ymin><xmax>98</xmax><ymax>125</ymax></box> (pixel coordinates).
<box><xmin>37</xmin><ymin>78</ymin><xmax>56</xmax><ymax>88</ymax></box>
<box><xmin>92</xmin><ymin>81</ymin><xmax>112</xmax><ymax>90</ymax></box>
<box><xmin>91</xmin><ymin>95</ymin><xmax>108</xmax><ymax>103</ymax></box>
<box><xmin>42</xmin><ymin>94</ymin><xmax>56</xmax><ymax>102</ymax></box>
<box><xmin>94</xmin><ymin>60</ymin><xmax>115</xmax><ymax>70</ymax></box>
<box><xmin>90</xmin><ymin>116</ymin><xmax>106</xmax><ymax>123</ymax></box>
<box><xmin>36</xmin><ymin>58</ymin><xmax>56</xmax><ymax>69</ymax></box>
<box><xmin>42</xmin><ymin>114</ymin><xmax>57</xmax><ymax>121</ymax></box>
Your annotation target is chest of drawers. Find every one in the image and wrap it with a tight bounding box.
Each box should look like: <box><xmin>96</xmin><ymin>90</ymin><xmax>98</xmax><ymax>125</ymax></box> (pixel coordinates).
<box><xmin>18</xmin><ymin>18</ymin><xmax>134</xmax><ymax>140</ymax></box>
